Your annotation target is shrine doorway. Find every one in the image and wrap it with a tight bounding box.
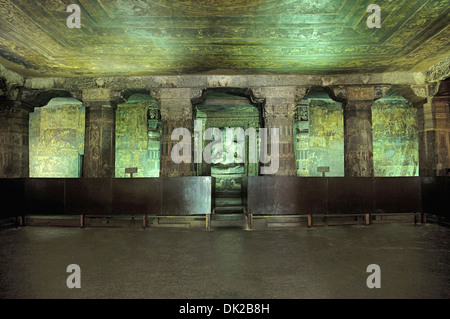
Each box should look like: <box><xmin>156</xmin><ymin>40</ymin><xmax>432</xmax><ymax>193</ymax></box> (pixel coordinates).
<box><xmin>194</xmin><ymin>89</ymin><xmax>262</xmax><ymax>214</ymax></box>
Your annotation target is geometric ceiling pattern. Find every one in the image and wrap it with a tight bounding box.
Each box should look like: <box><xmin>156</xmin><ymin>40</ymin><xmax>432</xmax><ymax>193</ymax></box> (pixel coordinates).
<box><xmin>0</xmin><ymin>0</ymin><xmax>449</xmax><ymax>77</ymax></box>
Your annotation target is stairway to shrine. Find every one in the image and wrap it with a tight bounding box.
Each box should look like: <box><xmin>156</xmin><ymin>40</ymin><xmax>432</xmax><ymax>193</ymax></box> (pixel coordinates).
<box><xmin>211</xmin><ymin>165</ymin><xmax>247</xmax><ymax>227</ymax></box>
<box><xmin>214</xmin><ymin>175</ymin><xmax>244</xmax><ymax>214</ymax></box>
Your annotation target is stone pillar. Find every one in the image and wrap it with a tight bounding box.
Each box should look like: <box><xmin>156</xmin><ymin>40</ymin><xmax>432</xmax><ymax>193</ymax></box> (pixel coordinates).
<box><xmin>402</xmin><ymin>82</ymin><xmax>450</xmax><ymax>176</ymax></box>
<box><xmin>417</xmin><ymin>83</ymin><xmax>450</xmax><ymax>176</ymax></box>
<box><xmin>82</xmin><ymin>89</ymin><xmax>116</xmax><ymax>178</ymax></box>
<box><xmin>430</xmin><ymin>93</ymin><xmax>450</xmax><ymax>176</ymax></box>
<box><xmin>252</xmin><ymin>87</ymin><xmax>308</xmax><ymax>176</ymax></box>
<box><xmin>343</xmin><ymin>90</ymin><xmax>374</xmax><ymax>177</ymax></box>
<box><xmin>418</xmin><ymin>100</ymin><xmax>438</xmax><ymax>176</ymax></box>
<box><xmin>331</xmin><ymin>86</ymin><xmax>389</xmax><ymax>177</ymax></box>
<box><xmin>156</xmin><ymin>88</ymin><xmax>202</xmax><ymax>177</ymax></box>
<box><xmin>0</xmin><ymin>100</ymin><xmax>30</xmax><ymax>177</ymax></box>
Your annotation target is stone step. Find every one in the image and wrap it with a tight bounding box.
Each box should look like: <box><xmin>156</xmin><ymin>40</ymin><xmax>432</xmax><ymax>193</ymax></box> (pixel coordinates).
<box><xmin>214</xmin><ymin>192</ymin><xmax>243</xmax><ymax>198</ymax></box>
<box><xmin>211</xmin><ymin>213</ymin><xmax>246</xmax><ymax>228</ymax></box>
<box><xmin>215</xmin><ymin>198</ymin><xmax>242</xmax><ymax>206</ymax></box>
<box><xmin>214</xmin><ymin>206</ymin><xmax>244</xmax><ymax>214</ymax></box>
<box><xmin>212</xmin><ymin>213</ymin><xmax>245</xmax><ymax>220</ymax></box>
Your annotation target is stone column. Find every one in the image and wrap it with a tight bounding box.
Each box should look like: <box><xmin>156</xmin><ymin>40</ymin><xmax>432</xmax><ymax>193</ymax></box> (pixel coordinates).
<box><xmin>429</xmin><ymin>92</ymin><xmax>450</xmax><ymax>175</ymax></box>
<box><xmin>402</xmin><ymin>82</ymin><xmax>450</xmax><ymax>176</ymax></box>
<box><xmin>418</xmin><ymin>83</ymin><xmax>450</xmax><ymax>176</ymax></box>
<box><xmin>252</xmin><ymin>87</ymin><xmax>308</xmax><ymax>176</ymax></box>
<box><xmin>0</xmin><ymin>99</ymin><xmax>30</xmax><ymax>177</ymax></box>
<box><xmin>155</xmin><ymin>88</ymin><xmax>202</xmax><ymax>177</ymax></box>
<box><xmin>331</xmin><ymin>86</ymin><xmax>389</xmax><ymax>177</ymax></box>
<box><xmin>82</xmin><ymin>89</ymin><xmax>116</xmax><ymax>178</ymax></box>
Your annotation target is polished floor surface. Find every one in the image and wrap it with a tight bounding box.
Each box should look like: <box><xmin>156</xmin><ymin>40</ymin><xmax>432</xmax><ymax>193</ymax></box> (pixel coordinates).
<box><xmin>1</xmin><ymin>223</ymin><xmax>449</xmax><ymax>299</ymax></box>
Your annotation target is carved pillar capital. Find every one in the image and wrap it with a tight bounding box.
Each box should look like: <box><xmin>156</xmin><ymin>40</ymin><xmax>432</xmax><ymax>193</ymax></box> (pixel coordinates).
<box><xmin>250</xmin><ymin>86</ymin><xmax>309</xmax><ymax>102</ymax></box>
<box><xmin>153</xmin><ymin>87</ymin><xmax>203</xmax><ymax>120</ymax></box>
<box><xmin>400</xmin><ymin>83</ymin><xmax>440</xmax><ymax>106</ymax></box>
<box><xmin>250</xmin><ymin>86</ymin><xmax>309</xmax><ymax>122</ymax></box>
<box><xmin>82</xmin><ymin>88</ymin><xmax>121</xmax><ymax>110</ymax></box>
<box><xmin>328</xmin><ymin>85</ymin><xmax>390</xmax><ymax>103</ymax></box>
<box><xmin>426</xmin><ymin>56</ymin><xmax>450</xmax><ymax>83</ymax></box>
<box><xmin>374</xmin><ymin>86</ymin><xmax>391</xmax><ymax>100</ymax></box>
<box><xmin>189</xmin><ymin>88</ymin><xmax>205</xmax><ymax>102</ymax></box>
<box><xmin>152</xmin><ymin>87</ymin><xmax>204</xmax><ymax>101</ymax></box>
<box><xmin>82</xmin><ymin>88</ymin><xmax>112</xmax><ymax>102</ymax></box>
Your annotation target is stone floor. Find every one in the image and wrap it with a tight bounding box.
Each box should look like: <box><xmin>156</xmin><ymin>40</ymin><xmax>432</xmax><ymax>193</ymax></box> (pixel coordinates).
<box><xmin>0</xmin><ymin>223</ymin><xmax>449</xmax><ymax>299</ymax></box>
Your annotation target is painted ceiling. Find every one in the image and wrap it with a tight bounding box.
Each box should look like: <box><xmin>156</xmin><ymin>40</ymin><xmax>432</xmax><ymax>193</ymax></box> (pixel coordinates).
<box><xmin>0</xmin><ymin>0</ymin><xmax>449</xmax><ymax>77</ymax></box>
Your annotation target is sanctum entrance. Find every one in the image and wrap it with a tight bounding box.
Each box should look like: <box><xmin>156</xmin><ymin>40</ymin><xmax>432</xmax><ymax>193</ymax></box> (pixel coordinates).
<box><xmin>194</xmin><ymin>91</ymin><xmax>262</xmax><ymax>215</ymax></box>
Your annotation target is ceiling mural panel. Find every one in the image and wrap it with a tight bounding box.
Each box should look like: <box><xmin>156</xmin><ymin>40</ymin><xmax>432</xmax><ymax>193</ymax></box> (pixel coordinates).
<box><xmin>0</xmin><ymin>0</ymin><xmax>448</xmax><ymax>77</ymax></box>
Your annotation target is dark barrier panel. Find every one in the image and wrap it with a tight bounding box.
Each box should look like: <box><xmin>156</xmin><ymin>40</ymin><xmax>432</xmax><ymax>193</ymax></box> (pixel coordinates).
<box><xmin>112</xmin><ymin>178</ymin><xmax>161</xmax><ymax>215</ymax></box>
<box><xmin>327</xmin><ymin>178</ymin><xmax>375</xmax><ymax>214</ymax></box>
<box><xmin>25</xmin><ymin>179</ymin><xmax>65</xmax><ymax>215</ymax></box>
<box><xmin>6</xmin><ymin>176</ymin><xmax>447</xmax><ymax>218</ymax></box>
<box><xmin>161</xmin><ymin>177</ymin><xmax>212</xmax><ymax>215</ymax></box>
<box><xmin>374</xmin><ymin>177</ymin><xmax>422</xmax><ymax>214</ymax></box>
<box><xmin>421</xmin><ymin>177</ymin><xmax>450</xmax><ymax>217</ymax></box>
<box><xmin>0</xmin><ymin>179</ymin><xmax>25</xmax><ymax>218</ymax></box>
<box><xmin>247</xmin><ymin>177</ymin><xmax>327</xmax><ymax>215</ymax></box>
<box><xmin>8</xmin><ymin>177</ymin><xmax>211</xmax><ymax>216</ymax></box>
<box><xmin>65</xmin><ymin>179</ymin><xmax>113</xmax><ymax>215</ymax></box>
<box><xmin>248</xmin><ymin>177</ymin><xmax>429</xmax><ymax>216</ymax></box>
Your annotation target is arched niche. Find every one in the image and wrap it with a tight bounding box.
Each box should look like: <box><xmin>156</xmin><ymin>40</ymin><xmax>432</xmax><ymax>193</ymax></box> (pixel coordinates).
<box><xmin>294</xmin><ymin>88</ymin><xmax>344</xmax><ymax>177</ymax></box>
<box><xmin>372</xmin><ymin>89</ymin><xmax>419</xmax><ymax>177</ymax></box>
<box><xmin>192</xmin><ymin>88</ymin><xmax>262</xmax><ymax>214</ymax></box>
<box><xmin>193</xmin><ymin>88</ymin><xmax>262</xmax><ymax>178</ymax></box>
<box><xmin>115</xmin><ymin>93</ymin><xmax>161</xmax><ymax>177</ymax></box>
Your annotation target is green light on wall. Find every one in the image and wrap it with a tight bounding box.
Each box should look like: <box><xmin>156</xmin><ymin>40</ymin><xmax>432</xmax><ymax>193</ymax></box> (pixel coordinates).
<box><xmin>294</xmin><ymin>97</ymin><xmax>419</xmax><ymax>177</ymax></box>
<box><xmin>372</xmin><ymin>98</ymin><xmax>419</xmax><ymax>177</ymax></box>
<box><xmin>294</xmin><ymin>98</ymin><xmax>345</xmax><ymax>177</ymax></box>
<box><xmin>29</xmin><ymin>98</ymin><xmax>85</xmax><ymax>178</ymax></box>
<box><xmin>115</xmin><ymin>94</ymin><xmax>161</xmax><ymax>178</ymax></box>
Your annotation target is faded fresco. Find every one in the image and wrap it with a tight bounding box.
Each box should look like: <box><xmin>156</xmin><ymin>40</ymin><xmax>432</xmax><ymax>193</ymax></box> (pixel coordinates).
<box><xmin>295</xmin><ymin>97</ymin><xmax>418</xmax><ymax>177</ymax></box>
<box><xmin>29</xmin><ymin>98</ymin><xmax>85</xmax><ymax>177</ymax></box>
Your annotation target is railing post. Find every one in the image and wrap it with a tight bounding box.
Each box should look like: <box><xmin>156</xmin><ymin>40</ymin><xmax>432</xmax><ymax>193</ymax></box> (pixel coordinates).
<box><xmin>206</xmin><ymin>213</ymin><xmax>211</xmax><ymax>230</ymax></box>
<box><xmin>307</xmin><ymin>214</ymin><xmax>313</xmax><ymax>228</ymax></box>
<box><xmin>421</xmin><ymin>213</ymin><xmax>427</xmax><ymax>224</ymax></box>
<box><xmin>18</xmin><ymin>215</ymin><xmax>26</xmax><ymax>227</ymax></box>
<box><xmin>364</xmin><ymin>213</ymin><xmax>371</xmax><ymax>226</ymax></box>
<box><xmin>142</xmin><ymin>214</ymin><xmax>147</xmax><ymax>229</ymax></box>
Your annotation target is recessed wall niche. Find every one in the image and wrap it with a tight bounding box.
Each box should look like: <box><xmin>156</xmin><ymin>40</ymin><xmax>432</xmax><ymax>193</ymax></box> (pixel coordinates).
<box><xmin>115</xmin><ymin>94</ymin><xmax>161</xmax><ymax>178</ymax></box>
<box><xmin>29</xmin><ymin>97</ymin><xmax>85</xmax><ymax>177</ymax></box>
